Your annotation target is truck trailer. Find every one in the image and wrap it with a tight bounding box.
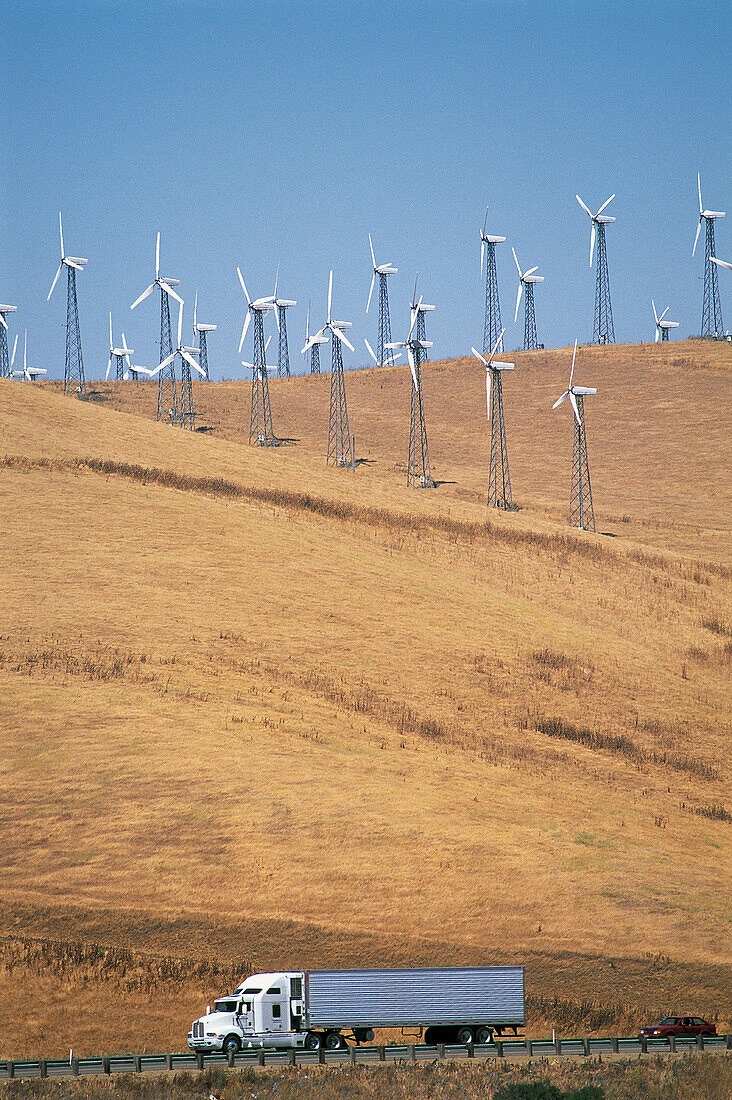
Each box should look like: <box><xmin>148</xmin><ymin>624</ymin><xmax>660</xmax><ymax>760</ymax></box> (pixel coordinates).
<box><xmin>188</xmin><ymin>966</ymin><xmax>525</xmax><ymax>1054</ymax></box>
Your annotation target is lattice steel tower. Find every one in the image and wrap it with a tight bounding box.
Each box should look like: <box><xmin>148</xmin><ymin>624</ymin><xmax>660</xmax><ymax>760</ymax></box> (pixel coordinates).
<box><xmin>302</xmin><ymin>301</ymin><xmax>326</xmax><ymax>374</ymax></box>
<box><xmin>388</xmin><ymin>292</ymin><xmax>434</xmax><ymax>488</ymax></box>
<box><xmin>272</xmin><ymin>267</ymin><xmax>296</xmax><ymax>377</ymax></box>
<box><xmin>131</xmin><ymin>232</ymin><xmax>183</xmax><ymax>421</ymax></box>
<box><xmin>512</xmin><ymin>248</ymin><xmax>543</xmax><ymax>351</ymax></box>
<box><xmin>193</xmin><ymin>291</ymin><xmax>216</xmax><ymax>380</ymax></box>
<box><xmin>480</xmin><ymin>212</ymin><xmax>506</xmax><ymax>354</ymax></box>
<box><xmin>47</xmin><ymin>212</ymin><xmax>88</xmax><ymax>398</ymax></box>
<box><xmin>553</xmin><ymin>341</ymin><xmax>597</xmax><ymax>532</ymax></box>
<box><xmin>153</xmin><ymin>301</ymin><xmax>204</xmax><ymax>430</ymax></box>
<box><xmin>472</xmin><ymin>330</ymin><xmax>515</xmax><ymax>510</ymax></box>
<box><xmin>0</xmin><ymin>306</ymin><xmax>18</xmax><ymax>378</ymax></box>
<box><xmin>694</xmin><ymin>175</ymin><xmax>726</xmax><ymax>338</ymax></box>
<box><xmin>365</xmin><ymin>233</ymin><xmax>398</xmax><ymax>367</ymax></box>
<box><xmin>576</xmin><ymin>193</ymin><xmax>616</xmax><ymax>345</ymax></box>
<box><xmin>325</xmin><ymin>271</ymin><xmax>355</xmax><ymax>468</ymax></box>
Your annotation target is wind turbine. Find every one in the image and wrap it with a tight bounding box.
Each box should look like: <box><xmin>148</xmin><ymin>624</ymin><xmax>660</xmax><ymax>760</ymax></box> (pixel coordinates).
<box><xmin>150</xmin><ymin>301</ymin><xmax>205</xmax><ymax>429</ymax></box>
<box><xmin>271</xmin><ymin>265</ymin><xmax>297</xmax><ymax>377</ymax></box>
<box><xmin>302</xmin><ymin>301</ymin><xmax>327</xmax><ymax>375</ymax></box>
<box><xmin>11</xmin><ymin>331</ymin><xmax>47</xmax><ymax>382</ymax></box>
<box><xmin>693</xmin><ymin>174</ymin><xmax>725</xmax><ymax>339</ymax></box>
<box><xmin>106</xmin><ymin>314</ymin><xmax>135</xmax><ymax>380</ymax></box>
<box><xmin>576</xmin><ymin>192</ymin><xmax>616</xmax><ymax>345</ymax></box>
<box><xmin>651</xmin><ymin>300</ymin><xmax>679</xmax><ymax>343</ymax></box>
<box><xmin>553</xmin><ymin>340</ymin><xmax>597</xmax><ymax>531</ymax></box>
<box><xmin>365</xmin><ymin>233</ymin><xmax>398</xmax><ymax>367</ymax></box>
<box><xmin>480</xmin><ymin>210</ymin><xmax>506</xmax><ymax>354</ymax></box>
<box><xmin>411</xmin><ymin>273</ymin><xmax>434</xmax><ymax>357</ymax></box>
<box><xmin>0</xmin><ymin>304</ymin><xmax>18</xmax><ymax>379</ymax></box>
<box><xmin>471</xmin><ymin>327</ymin><xmax>515</xmax><ymax>510</ymax></box>
<box><xmin>237</xmin><ymin>267</ymin><xmax>278</xmax><ymax>445</ymax></box>
<box><xmin>47</xmin><ymin>212</ymin><xmax>88</xmax><ymax>397</ymax></box>
<box><xmin>325</xmin><ymin>271</ymin><xmax>356</xmax><ymax>468</ymax></box>
<box><xmin>512</xmin><ymin>248</ymin><xmax>543</xmax><ymax>350</ymax></box>
<box><xmin>193</xmin><ymin>290</ymin><xmax>216</xmax><ymax>380</ymax></box>
<box><xmin>386</xmin><ymin>296</ymin><xmax>434</xmax><ymax>488</ymax></box>
<box><xmin>131</xmin><ymin>232</ymin><xmax>183</xmax><ymax>421</ymax></box>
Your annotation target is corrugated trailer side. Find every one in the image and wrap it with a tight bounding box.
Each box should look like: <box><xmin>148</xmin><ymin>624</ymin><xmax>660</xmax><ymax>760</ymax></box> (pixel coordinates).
<box><xmin>305</xmin><ymin>967</ymin><xmax>525</xmax><ymax>1029</ymax></box>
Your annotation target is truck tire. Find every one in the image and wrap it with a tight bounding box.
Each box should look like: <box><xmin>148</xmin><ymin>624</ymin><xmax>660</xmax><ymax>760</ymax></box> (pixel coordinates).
<box><xmin>456</xmin><ymin>1026</ymin><xmax>474</xmax><ymax>1045</ymax></box>
<box><xmin>304</xmin><ymin>1032</ymin><xmax>322</xmax><ymax>1051</ymax></box>
<box><xmin>222</xmin><ymin>1035</ymin><xmax>240</xmax><ymax>1057</ymax></box>
<box><xmin>475</xmin><ymin>1026</ymin><xmax>493</xmax><ymax>1044</ymax></box>
<box><xmin>324</xmin><ymin>1031</ymin><xmax>343</xmax><ymax>1050</ymax></box>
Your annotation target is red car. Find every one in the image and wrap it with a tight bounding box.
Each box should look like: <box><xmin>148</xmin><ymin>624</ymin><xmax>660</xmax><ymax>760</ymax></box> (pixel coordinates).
<box><xmin>639</xmin><ymin>1016</ymin><xmax>717</xmax><ymax>1039</ymax></box>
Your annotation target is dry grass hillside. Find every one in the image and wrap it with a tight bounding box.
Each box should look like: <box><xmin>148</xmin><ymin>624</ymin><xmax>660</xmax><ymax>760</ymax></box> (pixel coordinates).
<box><xmin>1</xmin><ymin>339</ymin><xmax>730</xmax><ymax>1058</ymax></box>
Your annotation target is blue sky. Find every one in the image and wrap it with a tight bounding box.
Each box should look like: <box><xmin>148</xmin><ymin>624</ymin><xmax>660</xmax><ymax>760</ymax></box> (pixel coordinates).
<box><xmin>3</xmin><ymin>0</ymin><xmax>730</xmax><ymax>379</ymax></box>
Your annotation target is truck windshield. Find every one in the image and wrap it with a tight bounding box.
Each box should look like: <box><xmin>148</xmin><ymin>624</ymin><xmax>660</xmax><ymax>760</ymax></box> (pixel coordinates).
<box><xmin>214</xmin><ymin>1000</ymin><xmax>238</xmax><ymax>1012</ymax></box>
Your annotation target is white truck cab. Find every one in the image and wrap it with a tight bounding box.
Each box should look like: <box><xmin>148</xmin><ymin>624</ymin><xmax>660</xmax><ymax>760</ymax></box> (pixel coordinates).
<box><xmin>188</xmin><ymin>972</ymin><xmax>312</xmax><ymax>1054</ymax></box>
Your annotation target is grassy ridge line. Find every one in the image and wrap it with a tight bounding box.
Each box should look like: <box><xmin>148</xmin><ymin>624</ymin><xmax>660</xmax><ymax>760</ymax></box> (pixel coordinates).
<box><xmin>2</xmin><ymin>453</ymin><xmax>727</xmax><ymax>582</ymax></box>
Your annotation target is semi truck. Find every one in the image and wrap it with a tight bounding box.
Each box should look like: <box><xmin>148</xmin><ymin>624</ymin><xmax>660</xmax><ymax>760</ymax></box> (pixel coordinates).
<box><xmin>188</xmin><ymin>966</ymin><xmax>525</xmax><ymax>1054</ymax></box>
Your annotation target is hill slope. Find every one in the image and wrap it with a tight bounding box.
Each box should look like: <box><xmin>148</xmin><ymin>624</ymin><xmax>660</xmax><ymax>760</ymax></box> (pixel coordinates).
<box><xmin>1</xmin><ymin>340</ymin><xmax>730</xmax><ymax>1056</ymax></box>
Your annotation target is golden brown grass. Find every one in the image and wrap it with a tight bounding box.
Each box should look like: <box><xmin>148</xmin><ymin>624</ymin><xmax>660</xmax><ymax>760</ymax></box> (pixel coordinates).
<box><xmin>0</xmin><ymin>340</ymin><xmax>730</xmax><ymax>1058</ymax></box>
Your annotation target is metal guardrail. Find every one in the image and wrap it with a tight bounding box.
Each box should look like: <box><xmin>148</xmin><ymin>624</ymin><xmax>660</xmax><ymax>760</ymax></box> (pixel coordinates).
<box><xmin>1</xmin><ymin>1035</ymin><xmax>730</xmax><ymax>1078</ymax></box>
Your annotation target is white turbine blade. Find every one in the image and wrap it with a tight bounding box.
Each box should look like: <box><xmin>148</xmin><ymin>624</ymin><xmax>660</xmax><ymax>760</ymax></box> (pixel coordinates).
<box><xmin>332</xmin><ymin>326</ymin><xmax>354</xmax><ymax>352</ymax></box>
<box><xmin>471</xmin><ymin>345</ymin><xmax>489</xmax><ymax>367</ymax></box>
<box><xmin>482</xmin><ymin>206</ymin><xmax>489</xmax><ymax>238</ymax></box>
<box><xmin>481</xmin><ymin>238</ymin><xmax>485</xmax><ymax>276</ymax></box>
<box><xmin>161</xmin><ymin>281</ymin><xmax>183</xmax><ymax>306</ymax></box>
<box><xmin>512</xmin><ymin>246</ymin><xmax>522</xmax><ymax>278</ymax></box>
<box><xmin>590</xmin><ymin>222</ymin><xmax>596</xmax><ymax>267</ymax></box>
<box><xmin>487</xmin><ymin>328</ymin><xmax>505</xmax><ymax>363</ymax></box>
<box><xmin>655</xmin><ymin>326</ymin><xmax>660</xmax><ymax>342</ymax></box>
<box><xmin>369</xmin><ymin>232</ymin><xmax>376</xmax><ymax>270</ymax></box>
<box><xmin>523</xmin><ymin>265</ymin><xmax>538</xmax><ymax>278</ymax></box>
<box><xmin>711</xmin><ymin>256</ymin><xmax>732</xmax><ymax>270</ymax></box>
<box><xmin>238</xmin><ymin>310</ymin><xmax>251</xmax><ymax>353</ymax></box>
<box><xmin>698</xmin><ymin>173</ymin><xmax>703</xmax><ymax>215</ymax></box>
<box><xmin>193</xmin><ymin>289</ymin><xmax>198</xmax><ymax>331</ymax></box>
<box><xmin>576</xmin><ymin>194</ymin><xmax>592</xmax><ymax>218</ymax></box>
<box><xmin>106</xmin><ymin>354</ymin><xmax>113</xmax><ymax>381</ymax></box>
<box><xmin>408</xmin><ymin>348</ymin><xmax>418</xmax><ymax>392</ymax></box>
<box><xmin>596</xmin><ymin>193</ymin><xmax>615</xmax><ymax>216</ymax></box>
<box><xmin>272</xmin><ymin>302</ymin><xmax>280</xmax><ymax>332</ymax></box>
<box><xmin>652</xmin><ymin>298</ymin><xmax>658</xmax><ymax>324</ymax></box>
<box><xmin>156</xmin><ymin>232</ymin><xmax>160</xmax><ymax>279</ymax></box>
<box><xmin>273</xmin><ymin>261</ymin><xmax>279</xmax><ymax>303</ymax></box>
<box><xmin>366</xmin><ymin>272</ymin><xmax>375</xmax><ymax>314</ymax></box>
<box><xmin>305</xmin><ymin>300</ymin><xmax>310</xmax><ymax>341</ymax></box>
<box><xmin>109</xmin><ymin>311</ymin><xmax>113</xmax><ymax>350</ymax></box>
<box><xmin>486</xmin><ymin>368</ymin><xmax>492</xmax><ymax>420</ymax></box>
<box><xmin>514</xmin><ymin>281</ymin><xmax>523</xmax><ymax>323</ymax></box>
<box><xmin>412</xmin><ymin>272</ymin><xmax>419</xmax><ymax>309</ymax></box>
<box><xmin>10</xmin><ymin>334</ymin><xmax>18</xmax><ymax>367</ymax></box>
<box><xmin>692</xmin><ymin>219</ymin><xmax>702</xmax><ymax>258</ymax></box>
<box><xmin>0</xmin><ymin>313</ymin><xmax>6</xmax><ymax>330</ymax></box>
<box><xmin>58</xmin><ymin>211</ymin><xmax>64</xmax><ymax>258</ymax></box>
<box><xmin>47</xmin><ymin>263</ymin><xmax>63</xmax><ymax>301</ymax></box>
<box><xmin>157</xmin><ymin>352</ymin><xmax>175</xmax><ymax>372</ymax></box>
<box><xmin>182</xmin><ymin>350</ymin><xmax>205</xmax><ymax>376</ymax></box>
<box><xmin>569</xmin><ymin>391</ymin><xmax>581</xmax><ymax>425</ymax></box>
<box><xmin>24</xmin><ymin>330</ymin><xmax>27</xmax><ymax>370</ymax></box>
<box><xmin>123</xmin><ymin>371</ymin><xmax>129</xmax><ymax>381</ymax></box>
<box><xmin>237</xmin><ymin>267</ymin><xmax>251</xmax><ymax>304</ymax></box>
<box><xmin>658</xmin><ymin>306</ymin><xmax>669</xmax><ymax>323</ymax></box>
<box><xmin>328</xmin><ymin>270</ymin><xmax>333</xmax><ymax>324</ymax></box>
<box><xmin>65</xmin><ymin>260</ymin><xmax>84</xmax><ymax>271</ymax></box>
<box><xmin>364</xmin><ymin>338</ymin><xmax>378</xmax><ymax>364</ymax></box>
<box><xmin>265</xmin><ymin>334</ymin><xmax>272</xmax><ymax>353</ymax></box>
<box><xmin>552</xmin><ymin>390</ymin><xmax>569</xmax><ymax>410</ymax></box>
<box><xmin>409</xmin><ymin>297</ymin><xmax>422</xmax><ymax>340</ymax></box>
<box><xmin>131</xmin><ymin>283</ymin><xmax>155</xmax><ymax>310</ymax></box>
<box><xmin>177</xmin><ymin>301</ymin><xmax>183</xmax><ymax>348</ymax></box>
<box><xmin>569</xmin><ymin>339</ymin><xmax>578</xmax><ymax>387</ymax></box>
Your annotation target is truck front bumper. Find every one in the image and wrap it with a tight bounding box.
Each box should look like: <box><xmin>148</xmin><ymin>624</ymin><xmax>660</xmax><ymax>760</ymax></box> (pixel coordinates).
<box><xmin>187</xmin><ymin>1036</ymin><xmax>224</xmax><ymax>1053</ymax></box>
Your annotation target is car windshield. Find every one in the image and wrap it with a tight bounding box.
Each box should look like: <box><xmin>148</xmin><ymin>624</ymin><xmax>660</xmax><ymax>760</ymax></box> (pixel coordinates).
<box><xmin>659</xmin><ymin>1018</ymin><xmax>678</xmax><ymax>1025</ymax></box>
<box><xmin>214</xmin><ymin>1000</ymin><xmax>238</xmax><ymax>1012</ymax></box>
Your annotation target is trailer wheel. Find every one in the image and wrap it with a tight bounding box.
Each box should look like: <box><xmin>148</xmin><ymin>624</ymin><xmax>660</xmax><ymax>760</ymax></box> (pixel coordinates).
<box><xmin>475</xmin><ymin>1026</ymin><xmax>493</xmax><ymax>1044</ymax></box>
<box><xmin>456</xmin><ymin>1026</ymin><xmax>474</xmax><ymax>1045</ymax></box>
<box><xmin>304</xmin><ymin>1032</ymin><xmax>322</xmax><ymax>1051</ymax></box>
<box><xmin>324</xmin><ymin>1031</ymin><xmax>343</xmax><ymax>1050</ymax></box>
<box><xmin>222</xmin><ymin>1035</ymin><xmax>240</xmax><ymax>1057</ymax></box>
